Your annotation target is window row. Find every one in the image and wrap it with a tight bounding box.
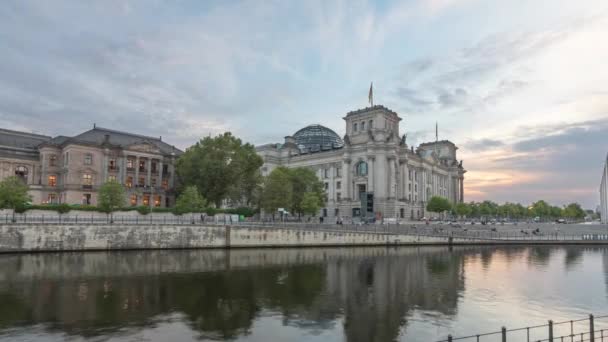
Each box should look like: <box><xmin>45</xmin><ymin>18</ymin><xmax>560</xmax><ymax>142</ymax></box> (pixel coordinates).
<box><xmin>46</xmin><ymin>174</ymin><xmax>168</xmax><ymax>188</ymax></box>
<box><xmin>323</xmin><ymin>167</ymin><xmax>342</xmax><ymax>178</ymax></box>
<box><xmin>353</xmin><ymin>120</ymin><xmax>373</xmax><ymax>133</ymax></box>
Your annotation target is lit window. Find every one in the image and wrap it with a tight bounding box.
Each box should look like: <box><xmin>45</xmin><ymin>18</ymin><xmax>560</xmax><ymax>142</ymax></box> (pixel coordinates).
<box><xmin>108</xmin><ymin>175</ymin><xmax>117</xmax><ymax>182</ymax></box>
<box><xmin>154</xmin><ymin>195</ymin><xmax>161</xmax><ymax>207</ymax></box>
<box><xmin>49</xmin><ymin>155</ymin><xmax>56</xmax><ymax>167</ymax></box>
<box><xmin>353</xmin><ymin>123</ymin><xmax>358</xmax><ymax>132</ymax></box>
<box><xmin>84</xmin><ymin>154</ymin><xmax>92</xmax><ymax>165</ymax></box>
<box><xmin>127</xmin><ymin>159</ymin><xmax>134</xmax><ymax>169</ymax></box>
<box><xmin>83</xmin><ymin>174</ymin><xmax>92</xmax><ymax>185</ymax></box>
<box><xmin>143</xmin><ymin>195</ymin><xmax>150</xmax><ymax>206</ymax></box>
<box><xmin>48</xmin><ymin>175</ymin><xmax>57</xmax><ymax>187</ymax></box>
<box><xmin>126</xmin><ymin>176</ymin><xmax>133</xmax><ymax>188</ymax></box>
<box><xmin>130</xmin><ymin>195</ymin><xmax>137</xmax><ymax>206</ymax></box>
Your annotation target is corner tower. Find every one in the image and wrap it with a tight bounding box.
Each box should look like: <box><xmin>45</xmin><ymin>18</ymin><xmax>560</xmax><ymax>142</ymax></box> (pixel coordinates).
<box><xmin>343</xmin><ymin>105</ymin><xmax>401</xmax><ymax>145</ymax></box>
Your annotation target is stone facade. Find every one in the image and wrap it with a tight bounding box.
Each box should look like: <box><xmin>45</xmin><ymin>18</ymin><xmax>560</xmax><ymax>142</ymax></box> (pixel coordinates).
<box><xmin>0</xmin><ymin>126</ymin><xmax>182</xmax><ymax>207</ymax></box>
<box><xmin>256</xmin><ymin>105</ymin><xmax>466</xmax><ymax>221</ymax></box>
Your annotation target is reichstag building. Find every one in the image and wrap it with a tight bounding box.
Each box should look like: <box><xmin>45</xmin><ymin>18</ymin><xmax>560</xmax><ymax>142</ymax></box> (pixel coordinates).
<box><xmin>256</xmin><ymin>105</ymin><xmax>466</xmax><ymax>221</ymax></box>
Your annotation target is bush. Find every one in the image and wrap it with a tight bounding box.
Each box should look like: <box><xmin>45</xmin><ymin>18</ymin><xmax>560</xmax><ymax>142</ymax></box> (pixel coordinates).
<box><xmin>136</xmin><ymin>206</ymin><xmax>150</xmax><ymax>215</ymax></box>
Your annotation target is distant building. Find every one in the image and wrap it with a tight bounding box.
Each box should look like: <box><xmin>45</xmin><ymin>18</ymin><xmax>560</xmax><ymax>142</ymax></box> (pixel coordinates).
<box><xmin>600</xmin><ymin>154</ymin><xmax>608</xmax><ymax>223</ymax></box>
<box><xmin>0</xmin><ymin>126</ymin><xmax>182</xmax><ymax>207</ymax></box>
<box><xmin>256</xmin><ymin>105</ymin><xmax>466</xmax><ymax>221</ymax></box>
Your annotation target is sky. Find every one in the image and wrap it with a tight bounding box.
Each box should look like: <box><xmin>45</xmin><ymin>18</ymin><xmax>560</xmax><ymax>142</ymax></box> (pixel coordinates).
<box><xmin>1</xmin><ymin>0</ymin><xmax>607</xmax><ymax>208</ymax></box>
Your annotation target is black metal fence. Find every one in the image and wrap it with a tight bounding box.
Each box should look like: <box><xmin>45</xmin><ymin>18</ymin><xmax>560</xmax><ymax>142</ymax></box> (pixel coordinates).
<box><xmin>438</xmin><ymin>314</ymin><xmax>608</xmax><ymax>342</ymax></box>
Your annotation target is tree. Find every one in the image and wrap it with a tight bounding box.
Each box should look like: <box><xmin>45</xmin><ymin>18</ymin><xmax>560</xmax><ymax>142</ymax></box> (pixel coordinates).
<box><xmin>426</xmin><ymin>196</ymin><xmax>451</xmax><ymax>216</ymax></box>
<box><xmin>174</xmin><ymin>185</ymin><xmax>207</xmax><ymax>215</ymax></box>
<box><xmin>176</xmin><ymin>132</ymin><xmax>263</xmax><ymax>207</ymax></box>
<box><xmin>98</xmin><ymin>180</ymin><xmax>126</xmax><ymax>220</ymax></box>
<box><xmin>260</xmin><ymin>167</ymin><xmax>293</xmax><ymax>219</ymax></box>
<box><xmin>0</xmin><ymin>176</ymin><xmax>31</xmax><ymax>221</ymax></box>
<box><xmin>454</xmin><ymin>202</ymin><xmax>472</xmax><ymax>218</ymax></box>
<box><xmin>563</xmin><ymin>203</ymin><xmax>585</xmax><ymax>220</ymax></box>
<box><xmin>530</xmin><ymin>200</ymin><xmax>550</xmax><ymax>219</ymax></box>
<box><xmin>301</xmin><ymin>192</ymin><xmax>322</xmax><ymax>216</ymax></box>
<box><xmin>289</xmin><ymin>167</ymin><xmax>325</xmax><ymax>218</ymax></box>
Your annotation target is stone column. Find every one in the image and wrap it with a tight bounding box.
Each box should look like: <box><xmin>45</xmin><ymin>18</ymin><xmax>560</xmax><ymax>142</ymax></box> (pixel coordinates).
<box><xmin>147</xmin><ymin>159</ymin><xmax>152</xmax><ymax>186</ymax></box>
<box><xmin>367</xmin><ymin>157</ymin><xmax>375</xmax><ymax>192</ymax></box>
<box><xmin>157</xmin><ymin>160</ymin><xmax>163</xmax><ymax>188</ymax></box>
<box><xmin>459</xmin><ymin>176</ymin><xmax>464</xmax><ymax>203</ymax></box>
<box><xmin>388</xmin><ymin>157</ymin><xmax>395</xmax><ymax>198</ymax></box>
<box><xmin>120</xmin><ymin>156</ymin><xmax>126</xmax><ymax>184</ymax></box>
<box><xmin>41</xmin><ymin>154</ymin><xmax>46</xmax><ymax>186</ymax></box>
<box><xmin>169</xmin><ymin>162</ymin><xmax>175</xmax><ymax>188</ymax></box>
<box><xmin>102</xmin><ymin>153</ymin><xmax>108</xmax><ymax>182</ymax></box>
<box><xmin>342</xmin><ymin>159</ymin><xmax>351</xmax><ymax>200</ymax></box>
<box><xmin>135</xmin><ymin>156</ymin><xmax>140</xmax><ymax>186</ymax></box>
<box><xmin>329</xmin><ymin>165</ymin><xmax>335</xmax><ymax>203</ymax></box>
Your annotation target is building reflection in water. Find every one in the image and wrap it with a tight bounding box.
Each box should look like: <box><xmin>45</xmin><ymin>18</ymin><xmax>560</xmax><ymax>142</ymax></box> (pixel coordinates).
<box><xmin>0</xmin><ymin>246</ymin><xmax>606</xmax><ymax>341</ymax></box>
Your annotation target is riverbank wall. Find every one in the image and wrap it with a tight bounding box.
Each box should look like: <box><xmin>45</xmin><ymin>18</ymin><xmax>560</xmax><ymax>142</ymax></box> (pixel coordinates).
<box><xmin>1</xmin><ymin>224</ymin><xmax>607</xmax><ymax>253</ymax></box>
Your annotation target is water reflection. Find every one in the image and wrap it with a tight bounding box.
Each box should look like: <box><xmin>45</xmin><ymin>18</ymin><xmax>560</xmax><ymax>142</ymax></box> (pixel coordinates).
<box><xmin>0</xmin><ymin>246</ymin><xmax>606</xmax><ymax>341</ymax></box>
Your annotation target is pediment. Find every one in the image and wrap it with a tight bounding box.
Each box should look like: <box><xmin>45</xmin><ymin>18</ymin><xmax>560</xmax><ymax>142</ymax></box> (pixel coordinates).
<box><xmin>127</xmin><ymin>142</ymin><xmax>161</xmax><ymax>154</ymax></box>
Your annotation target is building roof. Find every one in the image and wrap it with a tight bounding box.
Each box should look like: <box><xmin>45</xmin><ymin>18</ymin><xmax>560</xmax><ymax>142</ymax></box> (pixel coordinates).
<box><xmin>293</xmin><ymin>124</ymin><xmax>344</xmax><ymax>151</ymax></box>
<box><xmin>345</xmin><ymin>105</ymin><xmax>400</xmax><ymax>118</ymax></box>
<box><xmin>42</xmin><ymin>126</ymin><xmax>183</xmax><ymax>155</ymax></box>
<box><xmin>0</xmin><ymin>128</ymin><xmax>51</xmax><ymax>150</ymax></box>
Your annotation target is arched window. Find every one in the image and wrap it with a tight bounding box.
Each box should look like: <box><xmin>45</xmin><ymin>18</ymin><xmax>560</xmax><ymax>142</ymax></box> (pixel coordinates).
<box><xmin>15</xmin><ymin>166</ymin><xmax>28</xmax><ymax>182</ymax></box>
<box><xmin>361</xmin><ymin>121</ymin><xmax>365</xmax><ymax>131</ymax></box>
<box><xmin>356</xmin><ymin>161</ymin><xmax>368</xmax><ymax>176</ymax></box>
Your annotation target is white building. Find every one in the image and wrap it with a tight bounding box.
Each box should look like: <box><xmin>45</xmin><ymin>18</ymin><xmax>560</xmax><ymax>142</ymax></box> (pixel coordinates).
<box><xmin>600</xmin><ymin>154</ymin><xmax>608</xmax><ymax>223</ymax></box>
<box><xmin>256</xmin><ymin>105</ymin><xmax>466</xmax><ymax>221</ymax></box>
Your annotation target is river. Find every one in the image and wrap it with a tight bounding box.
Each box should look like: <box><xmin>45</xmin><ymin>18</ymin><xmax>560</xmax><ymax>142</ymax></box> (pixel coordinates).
<box><xmin>0</xmin><ymin>246</ymin><xmax>606</xmax><ymax>341</ymax></box>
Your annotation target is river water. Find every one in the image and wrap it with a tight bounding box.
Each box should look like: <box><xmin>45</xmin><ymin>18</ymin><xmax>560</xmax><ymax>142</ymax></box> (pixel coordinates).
<box><xmin>0</xmin><ymin>246</ymin><xmax>606</xmax><ymax>342</ymax></box>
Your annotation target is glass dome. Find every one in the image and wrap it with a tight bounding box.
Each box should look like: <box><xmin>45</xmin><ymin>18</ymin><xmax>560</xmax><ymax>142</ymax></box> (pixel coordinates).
<box><xmin>293</xmin><ymin>124</ymin><xmax>344</xmax><ymax>152</ymax></box>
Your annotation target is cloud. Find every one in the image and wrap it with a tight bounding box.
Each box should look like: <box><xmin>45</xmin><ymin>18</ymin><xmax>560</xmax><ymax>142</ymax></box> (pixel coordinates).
<box><xmin>463</xmin><ymin>118</ymin><xmax>608</xmax><ymax>207</ymax></box>
<box><xmin>464</xmin><ymin>139</ymin><xmax>505</xmax><ymax>152</ymax></box>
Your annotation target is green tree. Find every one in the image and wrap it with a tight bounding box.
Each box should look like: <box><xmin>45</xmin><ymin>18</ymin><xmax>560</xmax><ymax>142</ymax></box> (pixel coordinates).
<box><xmin>454</xmin><ymin>202</ymin><xmax>472</xmax><ymax>218</ymax></box>
<box><xmin>0</xmin><ymin>176</ymin><xmax>31</xmax><ymax>221</ymax></box>
<box><xmin>174</xmin><ymin>185</ymin><xmax>207</xmax><ymax>215</ymax></box>
<box><xmin>260</xmin><ymin>167</ymin><xmax>293</xmax><ymax>219</ymax></box>
<box><xmin>426</xmin><ymin>196</ymin><xmax>451</xmax><ymax>216</ymax></box>
<box><xmin>530</xmin><ymin>200</ymin><xmax>550</xmax><ymax>219</ymax></box>
<box><xmin>98</xmin><ymin>180</ymin><xmax>126</xmax><ymax>220</ymax></box>
<box><xmin>301</xmin><ymin>192</ymin><xmax>322</xmax><ymax>216</ymax></box>
<box><xmin>289</xmin><ymin>167</ymin><xmax>325</xmax><ymax>218</ymax></box>
<box><xmin>176</xmin><ymin>132</ymin><xmax>263</xmax><ymax>207</ymax></box>
<box><xmin>549</xmin><ymin>206</ymin><xmax>563</xmax><ymax>219</ymax></box>
<box><xmin>563</xmin><ymin>203</ymin><xmax>585</xmax><ymax>220</ymax></box>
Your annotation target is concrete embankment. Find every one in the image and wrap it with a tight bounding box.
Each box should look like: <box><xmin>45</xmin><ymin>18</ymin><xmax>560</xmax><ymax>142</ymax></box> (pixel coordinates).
<box><xmin>0</xmin><ymin>224</ymin><xmax>606</xmax><ymax>253</ymax></box>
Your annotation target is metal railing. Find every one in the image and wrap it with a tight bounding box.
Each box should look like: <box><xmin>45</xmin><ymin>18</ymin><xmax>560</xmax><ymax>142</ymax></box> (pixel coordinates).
<box><xmin>438</xmin><ymin>314</ymin><xmax>608</xmax><ymax>342</ymax></box>
<box><xmin>2</xmin><ymin>216</ymin><xmax>608</xmax><ymax>242</ymax></box>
